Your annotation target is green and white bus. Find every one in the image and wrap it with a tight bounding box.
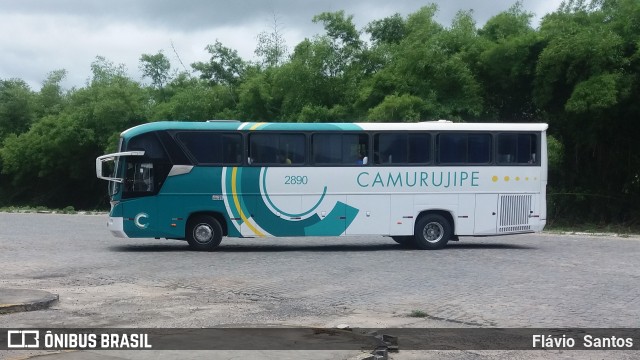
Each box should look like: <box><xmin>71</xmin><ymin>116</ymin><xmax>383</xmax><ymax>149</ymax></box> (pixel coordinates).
<box><xmin>96</xmin><ymin>121</ymin><xmax>548</xmax><ymax>250</ymax></box>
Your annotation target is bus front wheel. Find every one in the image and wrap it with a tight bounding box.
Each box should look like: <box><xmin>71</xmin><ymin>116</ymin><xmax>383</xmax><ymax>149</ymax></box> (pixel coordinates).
<box><xmin>187</xmin><ymin>215</ymin><xmax>223</xmax><ymax>251</ymax></box>
<box><xmin>414</xmin><ymin>214</ymin><xmax>451</xmax><ymax>250</ymax></box>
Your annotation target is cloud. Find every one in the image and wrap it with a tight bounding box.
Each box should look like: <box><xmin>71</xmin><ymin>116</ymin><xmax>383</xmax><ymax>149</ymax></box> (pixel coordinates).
<box><xmin>0</xmin><ymin>0</ymin><xmax>563</xmax><ymax>90</ymax></box>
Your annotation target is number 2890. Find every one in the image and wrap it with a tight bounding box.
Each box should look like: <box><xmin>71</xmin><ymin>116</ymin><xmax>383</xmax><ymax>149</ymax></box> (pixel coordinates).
<box><xmin>284</xmin><ymin>176</ymin><xmax>308</xmax><ymax>185</ymax></box>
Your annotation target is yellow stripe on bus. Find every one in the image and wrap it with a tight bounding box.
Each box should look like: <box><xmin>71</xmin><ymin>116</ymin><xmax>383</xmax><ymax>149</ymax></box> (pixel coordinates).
<box><xmin>231</xmin><ymin>167</ymin><xmax>265</xmax><ymax>237</ymax></box>
<box><xmin>249</xmin><ymin>122</ymin><xmax>266</xmax><ymax>130</ymax></box>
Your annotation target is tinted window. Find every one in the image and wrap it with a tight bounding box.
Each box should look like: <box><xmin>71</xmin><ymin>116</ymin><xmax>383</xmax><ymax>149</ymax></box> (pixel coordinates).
<box><xmin>497</xmin><ymin>133</ymin><xmax>537</xmax><ymax>164</ymax></box>
<box><xmin>176</xmin><ymin>132</ymin><xmax>242</xmax><ymax>164</ymax></box>
<box><xmin>126</xmin><ymin>132</ymin><xmax>169</xmax><ymax>161</ymax></box>
<box><xmin>123</xmin><ymin>132</ymin><xmax>171</xmax><ymax>197</ymax></box>
<box><xmin>249</xmin><ymin>133</ymin><xmax>305</xmax><ymax>165</ymax></box>
<box><xmin>158</xmin><ymin>131</ymin><xmax>191</xmax><ymax>165</ymax></box>
<box><xmin>313</xmin><ymin>133</ymin><xmax>369</xmax><ymax>165</ymax></box>
<box><xmin>438</xmin><ymin>133</ymin><xmax>491</xmax><ymax>164</ymax></box>
<box><xmin>374</xmin><ymin>133</ymin><xmax>430</xmax><ymax>164</ymax></box>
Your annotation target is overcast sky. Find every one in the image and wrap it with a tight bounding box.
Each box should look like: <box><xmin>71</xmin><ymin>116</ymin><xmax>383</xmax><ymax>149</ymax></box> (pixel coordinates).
<box><xmin>0</xmin><ymin>0</ymin><xmax>563</xmax><ymax>90</ymax></box>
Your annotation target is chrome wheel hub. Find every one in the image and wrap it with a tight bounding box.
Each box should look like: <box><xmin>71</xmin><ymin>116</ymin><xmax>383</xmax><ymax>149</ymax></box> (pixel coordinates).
<box><xmin>423</xmin><ymin>222</ymin><xmax>444</xmax><ymax>243</ymax></box>
<box><xmin>194</xmin><ymin>223</ymin><xmax>213</xmax><ymax>243</ymax></box>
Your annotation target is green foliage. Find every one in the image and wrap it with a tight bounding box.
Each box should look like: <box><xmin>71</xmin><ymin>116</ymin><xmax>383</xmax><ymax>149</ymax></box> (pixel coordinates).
<box><xmin>0</xmin><ymin>56</ymin><xmax>148</xmax><ymax>208</ymax></box>
<box><xmin>37</xmin><ymin>70</ymin><xmax>68</xmax><ymax>117</ymax></box>
<box><xmin>477</xmin><ymin>4</ymin><xmax>540</xmax><ymax>121</ymax></box>
<box><xmin>313</xmin><ymin>11</ymin><xmax>362</xmax><ymax>49</ymax></box>
<box><xmin>565</xmin><ymin>73</ymin><xmax>622</xmax><ymax>113</ymax></box>
<box><xmin>255</xmin><ymin>15</ymin><xmax>288</xmax><ymax>68</ymax></box>
<box><xmin>367</xmin><ymin>94</ymin><xmax>426</xmax><ymax>122</ymax></box>
<box><xmin>238</xmin><ymin>68</ymin><xmax>278</xmax><ymax>121</ymax></box>
<box><xmin>151</xmin><ymin>76</ymin><xmax>232</xmax><ymax>121</ymax></box>
<box><xmin>409</xmin><ymin>310</ymin><xmax>428</xmax><ymax>318</ymax></box>
<box><xmin>0</xmin><ymin>79</ymin><xmax>35</xmax><ymax>139</ymax></box>
<box><xmin>536</xmin><ymin>0</ymin><xmax>640</xmax><ymax>225</ymax></box>
<box><xmin>479</xmin><ymin>2</ymin><xmax>534</xmax><ymax>41</ymax></box>
<box><xmin>192</xmin><ymin>41</ymin><xmax>247</xmax><ymax>86</ymax></box>
<box><xmin>547</xmin><ymin>135</ymin><xmax>564</xmax><ymax>176</ymax></box>
<box><xmin>366</xmin><ymin>13</ymin><xmax>406</xmax><ymax>45</ymax></box>
<box><xmin>140</xmin><ymin>51</ymin><xmax>172</xmax><ymax>89</ymax></box>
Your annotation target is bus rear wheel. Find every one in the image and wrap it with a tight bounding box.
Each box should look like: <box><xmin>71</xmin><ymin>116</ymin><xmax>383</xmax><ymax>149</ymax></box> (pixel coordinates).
<box><xmin>187</xmin><ymin>215</ymin><xmax>223</xmax><ymax>251</ymax></box>
<box><xmin>414</xmin><ymin>214</ymin><xmax>451</xmax><ymax>250</ymax></box>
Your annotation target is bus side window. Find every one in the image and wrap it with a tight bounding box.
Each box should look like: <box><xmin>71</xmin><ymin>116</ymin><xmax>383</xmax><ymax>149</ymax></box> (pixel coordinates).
<box><xmin>313</xmin><ymin>133</ymin><xmax>368</xmax><ymax>166</ymax></box>
<box><xmin>497</xmin><ymin>133</ymin><xmax>537</xmax><ymax>165</ymax></box>
<box><xmin>249</xmin><ymin>133</ymin><xmax>305</xmax><ymax>165</ymax></box>
<box><xmin>352</xmin><ymin>134</ymin><xmax>369</xmax><ymax>165</ymax></box>
<box><xmin>438</xmin><ymin>133</ymin><xmax>490</xmax><ymax>164</ymax></box>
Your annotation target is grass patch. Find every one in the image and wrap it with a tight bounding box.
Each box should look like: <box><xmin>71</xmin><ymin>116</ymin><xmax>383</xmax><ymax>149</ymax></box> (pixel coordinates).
<box><xmin>408</xmin><ymin>310</ymin><xmax>428</xmax><ymax>318</ymax></box>
<box><xmin>546</xmin><ymin>222</ymin><xmax>640</xmax><ymax>235</ymax></box>
<box><xmin>0</xmin><ymin>206</ymin><xmax>103</xmax><ymax>215</ymax></box>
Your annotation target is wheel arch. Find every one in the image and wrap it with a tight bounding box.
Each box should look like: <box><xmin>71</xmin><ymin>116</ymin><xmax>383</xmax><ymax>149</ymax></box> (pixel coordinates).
<box><xmin>415</xmin><ymin>209</ymin><xmax>455</xmax><ymax>235</ymax></box>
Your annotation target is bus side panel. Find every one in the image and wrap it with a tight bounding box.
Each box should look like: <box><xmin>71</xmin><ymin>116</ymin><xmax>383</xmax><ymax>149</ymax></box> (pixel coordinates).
<box><xmin>474</xmin><ymin>194</ymin><xmax>498</xmax><ymax>235</ymax></box>
<box><xmin>389</xmin><ymin>195</ymin><xmax>414</xmax><ymax>236</ymax></box>
<box><xmin>456</xmin><ymin>194</ymin><xmax>476</xmax><ymax>235</ymax></box>
<box><xmin>413</xmin><ymin>194</ymin><xmax>458</xmax><ymax>229</ymax></box>
<box><xmin>120</xmin><ymin>197</ymin><xmax>157</xmax><ymax>238</ymax></box>
<box><xmin>345</xmin><ymin>194</ymin><xmax>390</xmax><ymax>235</ymax></box>
<box><xmin>155</xmin><ymin>167</ymin><xmax>240</xmax><ymax>239</ymax></box>
<box><xmin>155</xmin><ymin>194</ymin><xmax>239</xmax><ymax>239</ymax></box>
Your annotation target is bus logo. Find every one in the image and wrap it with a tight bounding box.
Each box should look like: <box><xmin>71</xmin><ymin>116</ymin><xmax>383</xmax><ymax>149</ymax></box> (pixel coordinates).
<box><xmin>7</xmin><ymin>330</ymin><xmax>40</xmax><ymax>348</ymax></box>
<box><xmin>134</xmin><ymin>213</ymin><xmax>149</xmax><ymax>229</ymax></box>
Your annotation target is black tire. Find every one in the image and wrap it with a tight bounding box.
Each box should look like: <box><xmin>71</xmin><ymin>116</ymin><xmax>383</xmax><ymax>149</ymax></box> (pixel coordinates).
<box><xmin>186</xmin><ymin>215</ymin><xmax>223</xmax><ymax>251</ymax></box>
<box><xmin>414</xmin><ymin>214</ymin><xmax>452</xmax><ymax>250</ymax></box>
<box><xmin>391</xmin><ymin>236</ymin><xmax>414</xmax><ymax>247</ymax></box>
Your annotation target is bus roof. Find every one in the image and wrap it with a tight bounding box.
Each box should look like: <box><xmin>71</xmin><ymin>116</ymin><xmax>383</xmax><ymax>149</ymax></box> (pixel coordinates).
<box><xmin>121</xmin><ymin>121</ymin><xmax>549</xmax><ymax>138</ymax></box>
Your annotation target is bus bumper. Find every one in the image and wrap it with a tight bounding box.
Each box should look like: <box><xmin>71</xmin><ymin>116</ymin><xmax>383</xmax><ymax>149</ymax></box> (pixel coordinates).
<box><xmin>107</xmin><ymin>217</ymin><xmax>128</xmax><ymax>238</ymax></box>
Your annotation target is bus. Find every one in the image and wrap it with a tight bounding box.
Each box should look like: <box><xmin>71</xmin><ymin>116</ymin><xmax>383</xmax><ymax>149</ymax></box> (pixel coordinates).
<box><xmin>96</xmin><ymin>121</ymin><xmax>548</xmax><ymax>251</ymax></box>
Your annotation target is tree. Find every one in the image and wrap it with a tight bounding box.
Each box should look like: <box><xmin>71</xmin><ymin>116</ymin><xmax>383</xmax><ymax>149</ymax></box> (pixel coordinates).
<box><xmin>534</xmin><ymin>0</ymin><xmax>640</xmax><ymax>223</ymax></box>
<box><xmin>237</xmin><ymin>67</ymin><xmax>281</xmax><ymax>121</ymax></box>
<box><xmin>192</xmin><ymin>41</ymin><xmax>247</xmax><ymax>86</ymax></box>
<box><xmin>313</xmin><ymin>11</ymin><xmax>362</xmax><ymax>49</ymax></box>
<box><xmin>367</xmin><ymin>94</ymin><xmax>427</xmax><ymax>122</ymax></box>
<box><xmin>359</xmin><ymin>6</ymin><xmax>483</xmax><ymax>120</ymax></box>
<box><xmin>1</xmin><ymin>57</ymin><xmax>148</xmax><ymax>208</ymax></box>
<box><xmin>366</xmin><ymin>13</ymin><xmax>407</xmax><ymax>45</ymax></box>
<box><xmin>150</xmin><ymin>75</ymin><xmax>236</xmax><ymax>121</ymax></box>
<box><xmin>255</xmin><ymin>14</ymin><xmax>288</xmax><ymax>68</ymax></box>
<box><xmin>311</xmin><ymin>11</ymin><xmax>363</xmax><ymax>77</ymax></box>
<box><xmin>0</xmin><ymin>79</ymin><xmax>35</xmax><ymax>139</ymax></box>
<box><xmin>140</xmin><ymin>51</ymin><xmax>171</xmax><ymax>89</ymax></box>
<box><xmin>477</xmin><ymin>3</ymin><xmax>541</xmax><ymax>121</ymax></box>
<box><xmin>37</xmin><ymin>70</ymin><xmax>68</xmax><ymax>117</ymax></box>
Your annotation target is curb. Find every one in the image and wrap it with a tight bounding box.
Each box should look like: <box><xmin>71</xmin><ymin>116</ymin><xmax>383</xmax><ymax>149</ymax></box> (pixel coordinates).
<box><xmin>0</xmin><ymin>289</ymin><xmax>59</xmax><ymax>314</ymax></box>
<box><xmin>543</xmin><ymin>231</ymin><xmax>640</xmax><ymax>239</ymax></box>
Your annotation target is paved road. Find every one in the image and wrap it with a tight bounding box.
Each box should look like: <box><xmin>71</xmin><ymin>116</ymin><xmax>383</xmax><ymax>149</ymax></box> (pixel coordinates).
<box><xmin>1</xmin><ymin>213</ymin><xmax>639</xmax><ymax>358</ymax></box>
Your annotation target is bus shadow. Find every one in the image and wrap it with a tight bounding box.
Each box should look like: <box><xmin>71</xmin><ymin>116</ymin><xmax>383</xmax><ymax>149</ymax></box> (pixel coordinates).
<box><xmin>110</xmin><ymin>243</ymin><xmax>402</xmax><ymax>253</ymax></box>
<box><xmin>109</xmin><ymin>241</ymin><xmax>534</xmax><ymax>253</ymax></box>
<box><xmin>446</xmin><ymin>242</ymin><xmax>535</xmax><ymax>250</ymax></box>
<box><xmin>109</xmin><ymin>244</ymin><xmax>191</xmax><ymax>252</ymax></box>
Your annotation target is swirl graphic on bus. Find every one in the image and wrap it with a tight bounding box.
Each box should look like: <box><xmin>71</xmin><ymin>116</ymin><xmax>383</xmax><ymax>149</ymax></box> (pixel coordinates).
<box><xmin>222</xmin><ymin>167</ymin><xmax>358</xmax><ymax>237</ymax></box>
